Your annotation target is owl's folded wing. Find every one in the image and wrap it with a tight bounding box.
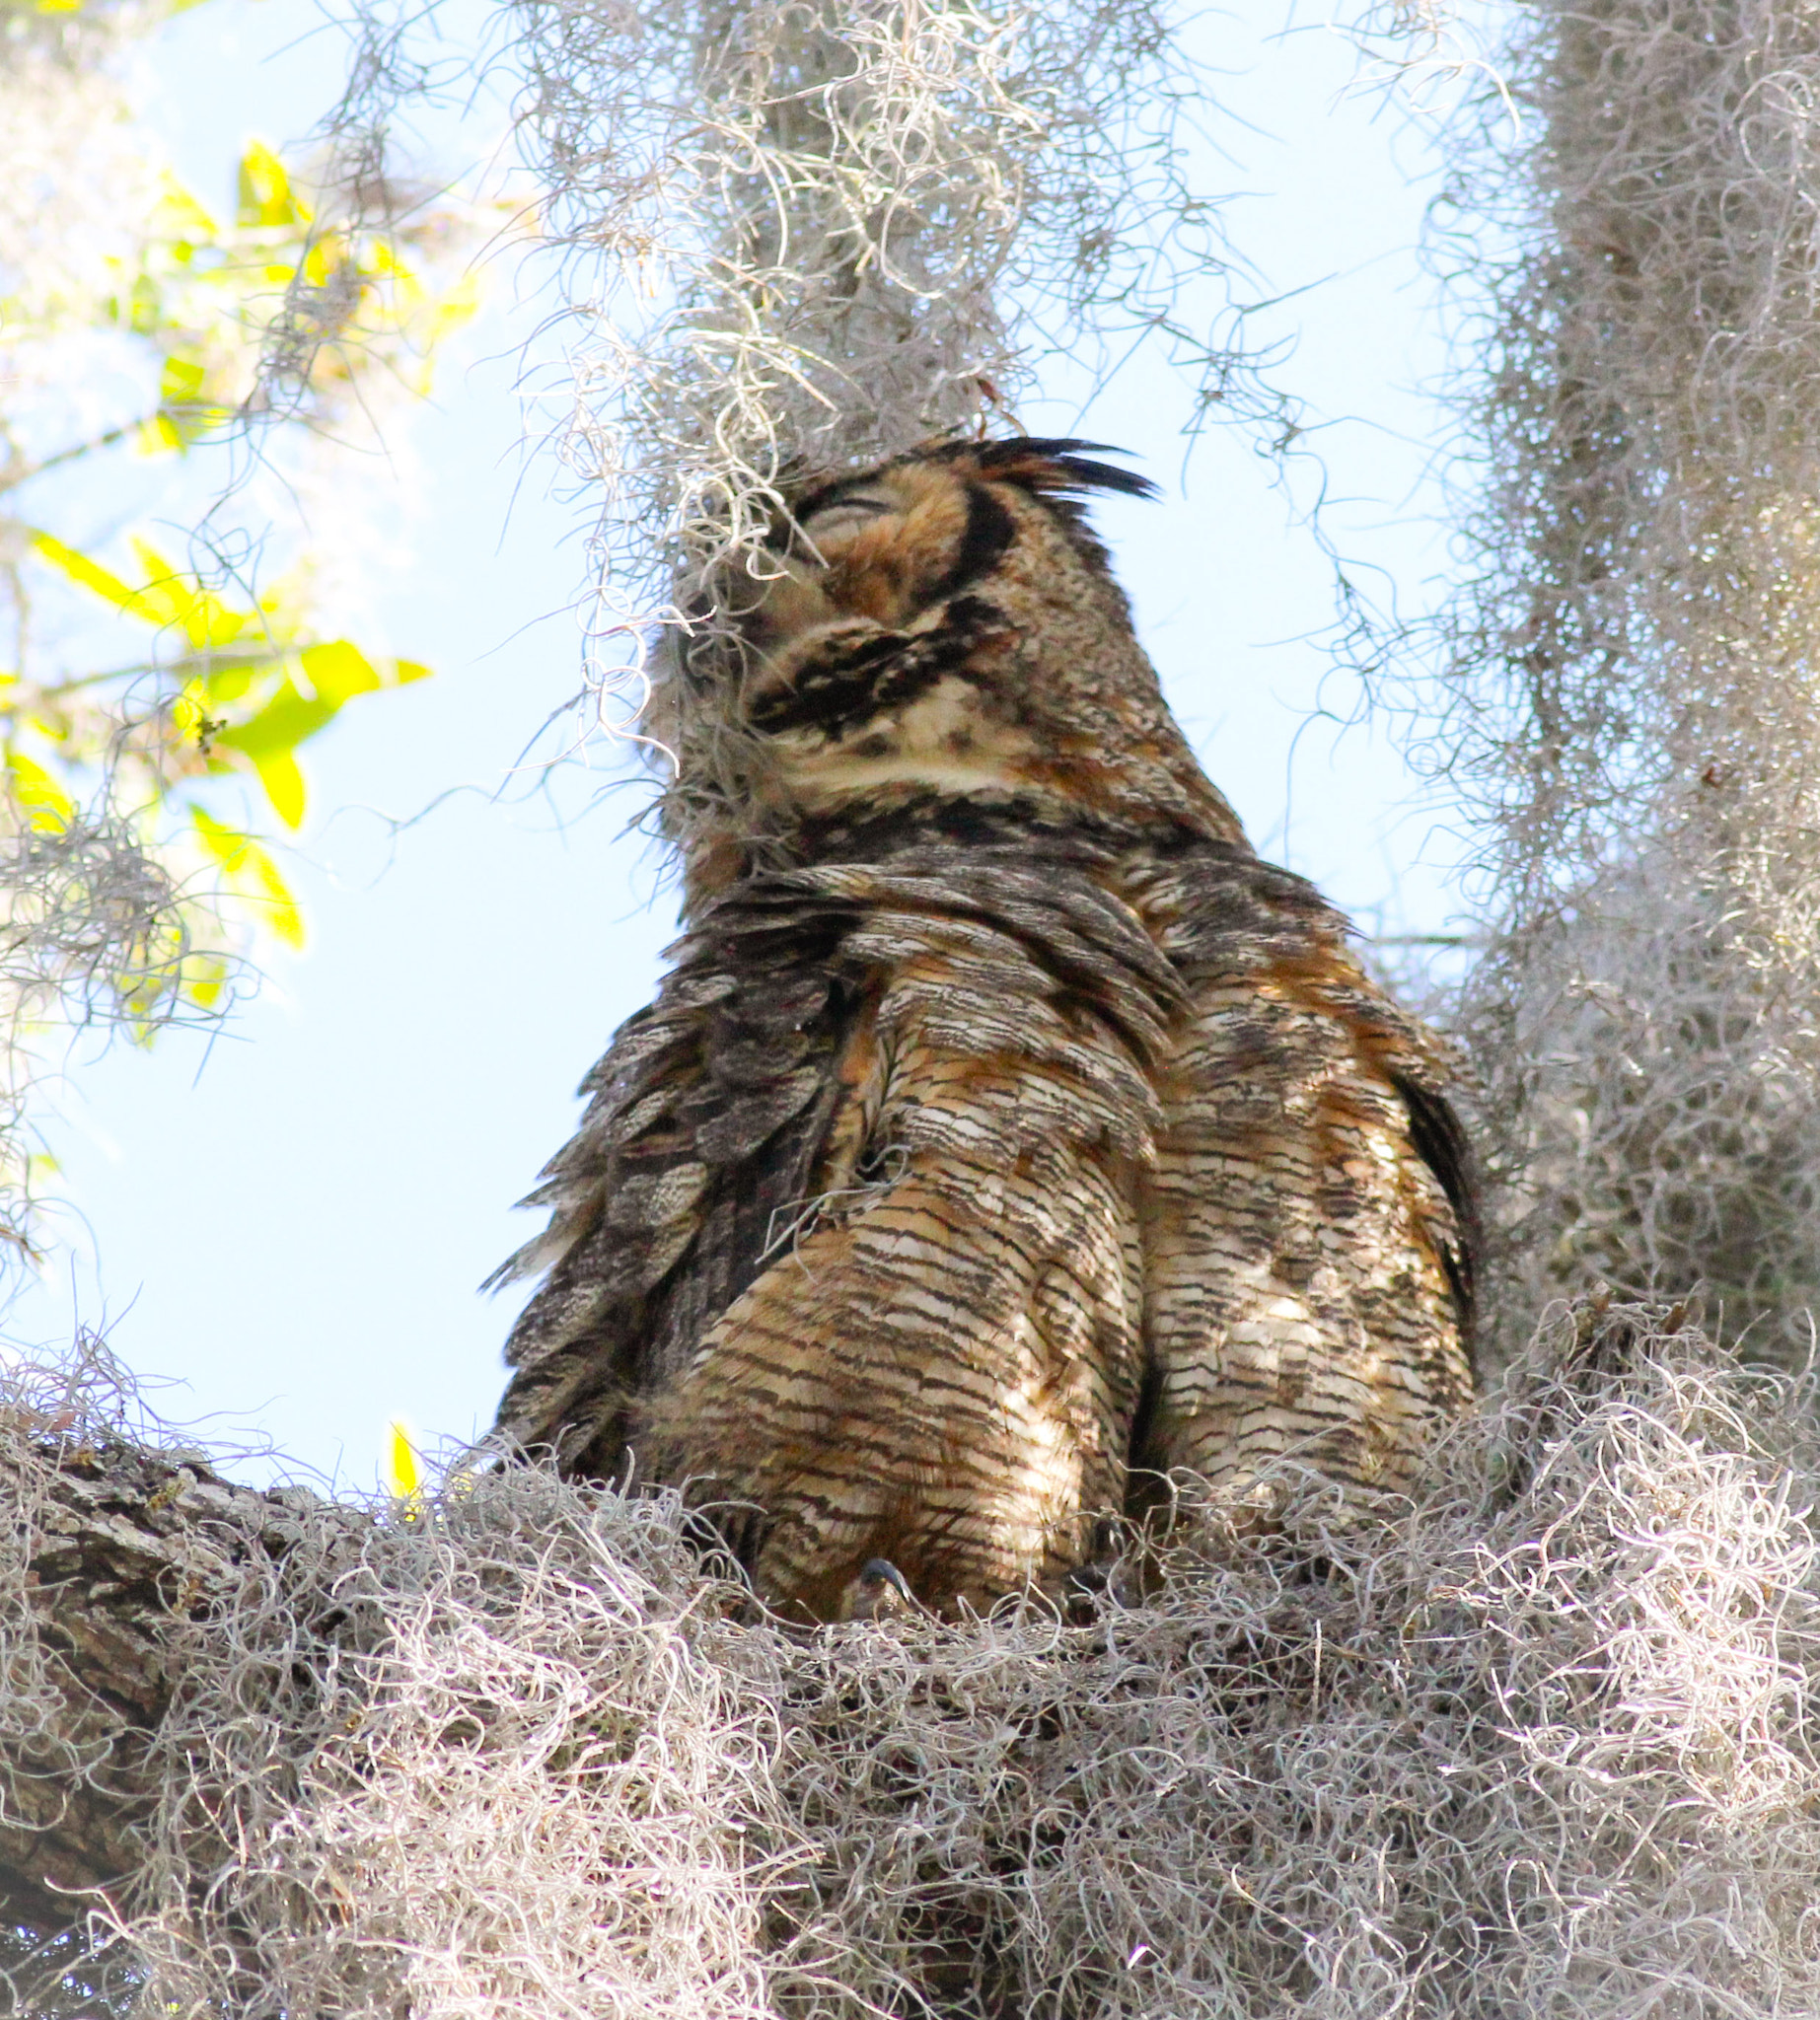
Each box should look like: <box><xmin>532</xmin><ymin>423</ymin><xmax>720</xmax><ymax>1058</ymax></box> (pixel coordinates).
<box><xmin>1137</xmin><ymin>844</ymin><xmax>1481</xmax><ymax>1501</ymax></box>
<box><xmin>484</xmin><ymin>897</ymin><xmax>855</xmax><ymax>1473</ymax></box>
<box><xmin>485</xmin><ymin>844</ymin><xmax>1186</xmax><ymax>1620</ymax></box>
<box><xmin>625</xmin><ymin>850</ymin><xmax>1181</xmax><ymax>1615</ymax></box>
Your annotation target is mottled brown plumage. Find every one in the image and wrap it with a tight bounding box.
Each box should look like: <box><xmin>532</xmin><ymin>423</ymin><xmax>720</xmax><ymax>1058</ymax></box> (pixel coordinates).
<box><xmin>488</xmin><ymin>438</ymin><xmax>1478</xmax><ymax>1621</ymax></box>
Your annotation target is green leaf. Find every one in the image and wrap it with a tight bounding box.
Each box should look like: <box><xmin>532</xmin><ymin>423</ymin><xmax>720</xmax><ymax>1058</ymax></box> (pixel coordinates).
<box><xmin>240</xmin><ymin>840</ymin><xmax>305</xmax><ymax>949</ymax></box>
<box><xmin>184</xmin><ymin>954</ymin><xmax>231</xmax><ymax>1009</ymax></box>
<box><xmin>299</xmin><ymin>642</ymin><xmax>432</xmax><ymax>697</ymax></box>
<box><xmin>159</xmin><ymin>355</ymin><xmax>206</xmax><ymax>404</ymax></box>
<box><xmin>216</xmin><ymin>643</ymin><xmax>428</xmax><ymax>778</ymax></box>
<box><xmin>134</xmin><ymin>414</ymin><xmax>186</xmax><ymax>457</ymax></box>
<box><xmin>254</xmin><ymin>750</ymin><xmax>307</xmax><ymax>830</ymax></box>
<box><xmin>189</xmin><ymin>806</ymin><xmax>240</xmax><ymax>863</ymax></box>
<box><xmin>35</xmin><ymin>533</ymin><xmax>256</xmax><ymax>651</ymax></box>
<box><xmin>128</xmin><ymin>540</ymin><xmax>251</xmax><ymax>650</ymax></box>
<box><xmin>31</xmin><ymin>534</ymin><xmax>169</xmax><ymax>625</ymax></box>
<box><xmin>200</xmin><ymin>660</ymin><xmax>267</xmax><ymax>704</ymax></box>
<box><xmin>386</xmin><ymin>1420</ymin><xmax>421</xmax><ymax>1500</ymax></box>
<box><xmin>124</xmin><ymin>273</ymin><xmax>162</xmax><ymax>338</ymax></box>
<box><xmin>237</xmin><ymin>142</ymin><xmax>307</xmax><ymax>231</ymax></box>
<box><xmin>5</xmin><ymin>754</ymin><xmax>73</xmax><ymax>831</ymax></box>
<box><xmin>191</xmin><ymin>807</ymin><xmax>306</xmax><ymax>945</ymax></box>
<box><xmin>150</xmin><ymin>175</ymin><xmax>218</xmax><ymax>243</ymax></box>
<box><xmin>296</xmin><ymin>639</ymin><xmax>382</xmax><ymax>704</ymax></box>
<box><xmin>214</xmin><ymin>682</ymin><xmax>333</xmax><ymax>764</ymax></box>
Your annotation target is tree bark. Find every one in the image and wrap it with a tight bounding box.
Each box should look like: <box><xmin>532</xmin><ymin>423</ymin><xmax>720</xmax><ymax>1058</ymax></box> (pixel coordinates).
<box><xmin>0</xmin><ymin>1425</ymin><xmax>340</xmax><ymax>1930</ymax></box>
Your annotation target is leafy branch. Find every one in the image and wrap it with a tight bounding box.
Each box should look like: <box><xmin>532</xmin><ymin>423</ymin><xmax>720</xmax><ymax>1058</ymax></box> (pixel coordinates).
<box><xmin>0</xmin><ymin>9</ymin><xmax>494</xmax><ymax>1239</ymax></box>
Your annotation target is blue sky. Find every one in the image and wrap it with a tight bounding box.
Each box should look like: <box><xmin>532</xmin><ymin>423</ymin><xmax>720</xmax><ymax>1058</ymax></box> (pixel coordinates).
<box><xmin>6</xmin><ymin>0</ymin><xmax>1473</xmax><ymax>1491</ymax></box>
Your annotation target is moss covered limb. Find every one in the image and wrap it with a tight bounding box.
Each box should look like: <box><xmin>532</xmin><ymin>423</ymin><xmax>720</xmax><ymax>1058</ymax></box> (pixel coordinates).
<box><xmin>1411</xmin><ymin>0</ymin><xmax>1820</xmax><ymax>1365</ymax></box>
<box><xmin>0</xmin><ymin>1412</ymin><xmax>346</xmax><ymax>1927</ymax></box>
<box><xmin>5</xmin><ymin>1307</ymin><xmax>1820</xmax><ymax>2016</ymax></box>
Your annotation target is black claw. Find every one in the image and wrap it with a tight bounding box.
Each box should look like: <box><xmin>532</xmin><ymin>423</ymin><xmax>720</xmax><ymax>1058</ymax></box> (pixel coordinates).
<box><xmin>867</xmin><ymin>1557</ymin><xmax>912</xmax><ymax>1601</ymax></box>
<box><xmin>1066</xmin><ymin>1521</ymin><xmax>1136</xmax><ymax>1616</ymax></box>
<box><xmin>843</xmin><ymin>1556</ymin><xmax>915</xmax><ymax>1620</ymax></box>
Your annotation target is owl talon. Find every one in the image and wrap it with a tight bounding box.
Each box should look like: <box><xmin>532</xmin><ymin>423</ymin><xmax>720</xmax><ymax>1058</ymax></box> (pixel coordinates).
<box><xmin>840</xmin><ymin>1557</ymin><xmax>916</xmax><ymax>1622</ymax></box>
<box><xmin>1065</xmin><ymin>1517</ymin><xmax>1137</xmax><ymax>1618</ymax></box>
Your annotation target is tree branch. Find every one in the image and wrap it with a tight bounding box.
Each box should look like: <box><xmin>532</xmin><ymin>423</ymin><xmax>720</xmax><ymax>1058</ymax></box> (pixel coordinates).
<box><xmin>0</xmin><ymin>421</ymin><xmax>160</xmax><ymax>497</ymax></box>
<box><xmin>2</xmin><ymin>1311</ymin><xmax>1815</xmax><ymax>2020</ymax></box>
<box><xmin>0</xmin><ymin>1423</ymin><xmax>343</xmax><ymax>1929</ymax></box>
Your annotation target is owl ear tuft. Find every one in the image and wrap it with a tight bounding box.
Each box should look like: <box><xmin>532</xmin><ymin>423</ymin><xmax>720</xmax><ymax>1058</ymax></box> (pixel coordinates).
<box><xmin>965</xmin><ymin>437</ymin><xmax>1160</xmax><ymax>504</ymax></box>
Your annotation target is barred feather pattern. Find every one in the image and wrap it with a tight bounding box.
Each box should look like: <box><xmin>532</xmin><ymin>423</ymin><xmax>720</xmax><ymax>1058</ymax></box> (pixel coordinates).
<box><xmin>1129</xmin><ymin>850</ymin><xmax>1477</xmax><ymax>1506</ymax></box>
<box><xmin>491</xmin><ymin>438</ymin><xmax>1478</xmax><ymax>1619</ymax></box>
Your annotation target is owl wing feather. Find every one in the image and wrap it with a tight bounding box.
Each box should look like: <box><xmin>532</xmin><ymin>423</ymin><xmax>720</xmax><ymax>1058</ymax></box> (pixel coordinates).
<box><xmin>486</xmin><ymin>906</ymin><xmax>855</xmax><ymax>1472</ymax></box>
<box><xmin>490</xmin><ymin>836</ymin><xmax>1186</xmax><ymax>1621</ymax></box>
<box><xmin>1135</xmin><ymin>840</ymin><xmax>1480</xmax><ymax>1504</ymax></box>
<box><xmin>626</xmin><ymin>843</ymin><xmax>1182</xmax><ymax>1617</ymax></box>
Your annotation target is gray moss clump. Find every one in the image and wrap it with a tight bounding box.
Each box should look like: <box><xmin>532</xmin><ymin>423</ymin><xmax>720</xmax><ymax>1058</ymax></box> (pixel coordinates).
<box><xmin>1404</xmin><ymin>0</ymin><xmax>1820</xmax><ymax>1367</ymax></box>
<box><xmin>4</xmin><ymin>1301</ymin><xmax>1818</xmax><ymax>2017</ymax></box>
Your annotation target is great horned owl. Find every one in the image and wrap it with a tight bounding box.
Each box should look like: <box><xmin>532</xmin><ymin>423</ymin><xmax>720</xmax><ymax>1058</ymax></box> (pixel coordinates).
<box><xmin>487</xmin><ymin>437</ymin><xmax>1478</xmax><ymax>1622</ymax></box>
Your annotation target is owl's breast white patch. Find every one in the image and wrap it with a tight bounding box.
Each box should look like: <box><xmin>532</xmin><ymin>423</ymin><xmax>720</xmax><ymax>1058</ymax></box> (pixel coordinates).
<box><xmin>771</xmin><ymin>674</ymin><xmax>1038</xmax><ymax>809</ymax></box>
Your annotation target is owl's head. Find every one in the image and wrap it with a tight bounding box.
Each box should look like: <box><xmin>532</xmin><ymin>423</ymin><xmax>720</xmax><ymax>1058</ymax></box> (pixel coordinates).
<box><xmin>655</xmin><ymin>436</ymin><xmax>1243</xmax><ymax>895</ymax></box>
<box><xmin>737</xmin><ymin>437</ymin><xmax>1157</xmax><ymax>643</ymax></box>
